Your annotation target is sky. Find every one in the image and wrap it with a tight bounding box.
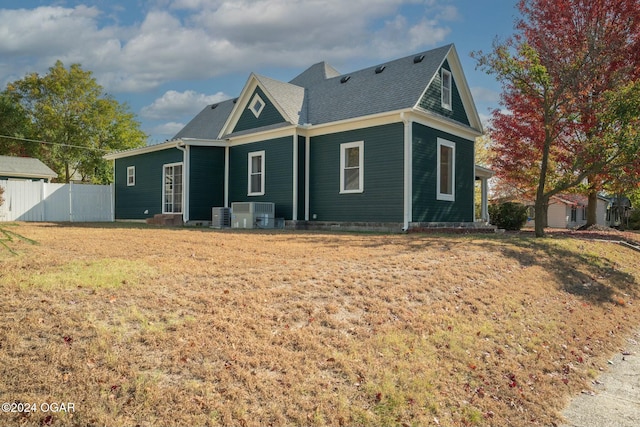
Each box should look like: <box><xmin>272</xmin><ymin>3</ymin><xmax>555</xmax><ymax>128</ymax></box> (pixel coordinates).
<box><xmin>0</xmin><ymin>0</ymin><xmax>521</xmax><ymax>145</ymax></box>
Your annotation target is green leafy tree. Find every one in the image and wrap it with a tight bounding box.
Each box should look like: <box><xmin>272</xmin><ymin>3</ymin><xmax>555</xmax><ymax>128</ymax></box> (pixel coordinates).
<box><xmin>5</xmin><ymin>61</ymin><xmax>146</xmax><ymax>183</ymax></box>
<box><xmin>0</xmin><ymin>92</ymin><xmax>38</xmax><ymax>157</ymax></box>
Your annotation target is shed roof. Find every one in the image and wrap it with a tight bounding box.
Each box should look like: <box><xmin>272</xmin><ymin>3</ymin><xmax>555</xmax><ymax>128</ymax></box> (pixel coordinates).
<box><xmin>0</xmin><ymin>155</ymin><xmax>58</xmax><ymax>180</ymax></box>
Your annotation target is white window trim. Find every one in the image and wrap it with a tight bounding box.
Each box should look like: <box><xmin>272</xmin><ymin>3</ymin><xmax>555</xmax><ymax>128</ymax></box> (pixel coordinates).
<box><xmin>126</xmin><ymin>166</ymin><xmax>135</xmax><ymax>186</ymax></box>
<box><xmin>248</xmin><ymin>94</ymin><xmax>266</xmax><ymax>118</ymax></box>
<box><xmin>248</xmin><ymin>150</ymin><xmax>265</xmax><ymax>196</ymax></box>
<box><xmin>162</xmin><ymin>162</ymin><xmax>183</xmax><ymax>214</ymax></box>
<box><xmin>436</xmin><ymin>138</ymin><xmax>455</xmax><ymax>202</ymax></box>
<box><xmin>339</xmin><ymin>141</ymin><xmax>364</xmax><ymax>194</ymax></box>
<box><xmin>441</xmin><ymin>69</ymin><xmax>452</xmax><ymax>110</ymax></box>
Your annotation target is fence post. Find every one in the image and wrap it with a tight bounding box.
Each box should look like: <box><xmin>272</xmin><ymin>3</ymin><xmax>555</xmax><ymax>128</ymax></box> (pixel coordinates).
<box><xmin>69</xmin><ymin>181</ymin><xmax>74</xmax><ymax>222</ymax></box>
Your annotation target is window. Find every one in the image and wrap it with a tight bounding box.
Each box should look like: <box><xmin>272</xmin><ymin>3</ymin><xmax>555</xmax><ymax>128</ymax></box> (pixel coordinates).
<box><xmin>163</xmin><ymin>163</ymin><xmax>183</xmax><ymax>214</ymax></box>
<box><xmin>340</xmin><ymin>141</ymin><xmax>364</xmax><ymax>194</ymax></box>
<box><xmin>248</xmin><ymin>151</ymin><xmax>265</xmax><ymax>196</ymax></box>
<box><xmin>527</xmin><ymin>205</ymin><xmax>535</xmax><ymax>219</ymax></box>
<box><xmin>581</xmin><ymin>206</ymin><xmax>587</xmax><ymax>221</ymax></box>
<box><xmin>248</xmin><ymin>94</ymin><xmax>265</xmax><ymax>118</ymax></box>
<box><xmin>127</xmin><ymin>166</ymin><xmax>135</xmax><ymax>186</ymax></box>
<box><xmin>441</xmin><ymin>69</ymin><xmax>452</xmax><ymax>110</ymax></box>
<box><xmin>570</xmin><ymin>206</ymin><xmax>577</xmax><ymax>222</ymax></box>
<box><xmin>437</xmin><ymin>138</ymin><xmax>455</xmax><ymax>201</ymax></box>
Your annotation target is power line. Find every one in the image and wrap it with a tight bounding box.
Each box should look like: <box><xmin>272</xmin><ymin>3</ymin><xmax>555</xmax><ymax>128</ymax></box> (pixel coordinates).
<box><xmin>0</xmin><ymin>134</ymin><xmax>108</xmax><ymax>152</ymax></box>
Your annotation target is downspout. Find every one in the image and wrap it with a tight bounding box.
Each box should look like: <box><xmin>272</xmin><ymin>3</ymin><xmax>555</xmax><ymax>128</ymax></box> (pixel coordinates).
<box><xmin>401</xmin><ymin>112</ymin><xmax>412</xmax><ymax>231</ymax></box>
<box><xmin>305</xmin><ymin>134</ymin><xmax>310</xmax><ymax>221</ymax></box>
<box><xmin>176</xmin><ymin>142</ymin><xmax>189</xmax><ymax>223</ymax></box>
<box><xmin>224</xmin><ymin>144</ymin><xmax>229</xmax><ymax>208</ymax></box>
<box><xmin>292</xmin><ymin>132</ymin><xmax>298</xmax><ymax>221</ymax></box>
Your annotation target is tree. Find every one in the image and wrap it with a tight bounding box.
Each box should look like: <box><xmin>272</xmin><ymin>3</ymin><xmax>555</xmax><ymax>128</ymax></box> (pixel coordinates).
<box><xmin>518</xmin><ymin>0</ymin><xmax>640</xmax><ymax>227</ymax></box>
<box><xmin>5</xmin><ymin>61</ymin><xmax>146</xmax><ymax>183</ymax></box>
<box><xmin>0</xmin><ymin>92</ymin><xmax>38</xmax><ymax>157</ymax></box>
<box><xmin>474</xmin><ymin>0</ymin><xmax>640</xmax><ymax>237</ymax></box>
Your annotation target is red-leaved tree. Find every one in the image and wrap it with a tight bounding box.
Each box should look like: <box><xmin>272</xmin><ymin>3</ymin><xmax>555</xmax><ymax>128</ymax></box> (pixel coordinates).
<box><xmin>475</xmin><ymin>0</ymin><xmax>640</xmax><ymax>236</ymax></box>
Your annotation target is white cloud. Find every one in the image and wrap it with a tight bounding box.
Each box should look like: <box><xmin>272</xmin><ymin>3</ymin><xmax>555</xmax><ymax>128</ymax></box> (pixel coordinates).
<box><xmin>141</xmin><ymin>90</ymin><xmax>229</xmax><ymax>119</ymax></box>
<box><xmin>471</xmin><ymin>86</ymin><xmax>501</xmax><ymax>104</ymax></box>
<box><xmin>0</xmin><ymin>1</ymin><xmax>459</xmax><ymax>93</ymax></box>
<box><xmin>150</xmin><ymin>121</ymin><xmax>187</xmax><ymax>138</ymax></box>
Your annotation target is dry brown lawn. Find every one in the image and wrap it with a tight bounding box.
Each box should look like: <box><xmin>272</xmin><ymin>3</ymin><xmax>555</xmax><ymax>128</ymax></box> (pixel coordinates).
<box><xmin>1</xmin><ymin>222</ymin><xmax>639</xmax><ymax>427</ymax></box>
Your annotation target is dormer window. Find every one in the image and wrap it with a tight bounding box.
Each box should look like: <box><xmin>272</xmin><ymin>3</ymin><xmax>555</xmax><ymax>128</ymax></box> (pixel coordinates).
<box><xmin>441</xmin><ymin>69</ymin><xmax>452</xmax><ymax>110</ymax></box>
<box><xmin>249</xmin><ymin>94</ymin><xmax>265</xmax><ymax>118</ymax></box>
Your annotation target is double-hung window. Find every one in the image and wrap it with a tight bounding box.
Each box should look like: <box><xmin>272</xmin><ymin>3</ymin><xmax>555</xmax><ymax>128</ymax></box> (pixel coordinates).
<box><xmin>248</xmin><ymin>151</ymin><xmax>265</xmax><ymax>196</ymax></box>
<box><xmin>441</xmin><ymin>69</ymin><xmax>452</xmax><ymax>110</ymax></box>
<box><xmin>340</xmin><ymin>141</ymin><xmax>364</xmax><ymax>194</ymax></box>
<box><xmin>127</xmin><ymin>166</ymin><xmax>135</xmax><ymax>186</ymax></box>
<box><xmin>163</xmin><ymin>163</ymin><xmax>183</xmax><ymax>214</ymax></box>
<box><xmin>437</xmin><ymin>138</ymin><xmax>455</xmax><ymax>201</ymax></box>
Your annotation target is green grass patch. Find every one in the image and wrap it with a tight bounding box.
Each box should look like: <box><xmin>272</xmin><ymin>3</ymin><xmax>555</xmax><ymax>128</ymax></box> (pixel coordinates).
<box><xmin>18</xmin><ymin>258</ymin><xmax>156</xmax><ymax>290</ymax></box>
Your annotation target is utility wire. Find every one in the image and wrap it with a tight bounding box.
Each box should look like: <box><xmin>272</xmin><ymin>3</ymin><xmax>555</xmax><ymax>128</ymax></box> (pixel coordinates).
<box><xmin>0</xmin><ymin>134</ymin><xmax>108</xmax><ymax>152</ymax></box>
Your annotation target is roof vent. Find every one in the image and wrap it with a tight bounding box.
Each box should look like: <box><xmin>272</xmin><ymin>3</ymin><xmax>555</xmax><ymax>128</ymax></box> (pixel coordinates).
<box><xmin>233</xmin><ymin>98</ymin><xmax>238</xmax><ymax>103</ymax></box>
<box><xmin>374</xmin><ymin>65</ymin><xmax>386</xmax><ymax>74</ymax></box>
<box><xmin>211</xmin><ymin>103</ymin><xmax>218</xmax><ymax>109</ymax></box>
<box><xmin>413</xmin><ymin>54</ymin><xmax>425</xmax><ymax>64</ymax></box>
<box><xmin>340</xmin><ymin>76</ymin><xmax>351</xmax><ymax>84</ymax></box>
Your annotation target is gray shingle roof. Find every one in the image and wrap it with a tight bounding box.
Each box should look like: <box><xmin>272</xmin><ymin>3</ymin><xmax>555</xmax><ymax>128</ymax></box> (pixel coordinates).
<box><xmin>173</xmin><ymin>98</ymin><xmax>236</xmax><ymax>140</ymax></box>
<box><xmin>172</xmin><ymin>44</ymin><xmax>456</xmax><ymax>140</ymax></box>
<box><xmin>254</xmin><ymin>74</ymin><xmax>306</xmax><ymax>125</ymax></box>
<box><xmin>288</xmin><ymin>61</ymin><xmax>341</xmax><ymax>87</ymax></box>
<box><xmin>305</xmin><ymin>44</ymin><xmax>452</xmax><ymax>124</ymax></box>
<box><xmin>0</xmin><ymin>155</ymin><xmax>57</xmax><ymax>179</ymax></box>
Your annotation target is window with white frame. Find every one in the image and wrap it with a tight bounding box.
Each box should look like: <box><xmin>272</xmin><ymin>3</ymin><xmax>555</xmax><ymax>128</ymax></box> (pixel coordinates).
<box><xmin>437</xmin><ymin>138</ymin><xmax>455</xmax><ymax>201</ymax></box>
<box><xmin>163</xmin><ymin>163</ymin><xmax>183</xmax><ymax>214</ymax></box>
<box><xmin>441</xmin><ymin>69</ymin><xmax>452</xmax><ymax>110</ymax></box>
<box><xmin>340</xmin><ymin>141</ymin><xmax>364</xmax><ymax>194</ymax></box>
<box><xmin>127</xmin><ymin>166</ymin><xmax>135</xmax><ymax>186</ymax></box>
<box><xmin>248</xmin><ymin>94</ymin><xmax>266</xmax><ymax>118</ymax></box>
<box><xmin>248</xmin><ymin>151</ymin><xmax>265</xmax><ymax>196</ymax></box>
<box><xmin>570</xmin><ymin>206</ymin><xmax>578</xmax><ymax>222</ymax></box>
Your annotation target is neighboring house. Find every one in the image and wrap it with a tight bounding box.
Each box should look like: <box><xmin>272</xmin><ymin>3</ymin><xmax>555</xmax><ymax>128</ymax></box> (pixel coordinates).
<box><xmin>105</xmin><ymin>44</ymin><xmax>487</xmax><ymax>230</ymax></box>
<box><xmin>0</xmin><ymin>155</ymin><xmax>58</xmax><ymax>182</ymax></box>
<box><xmin>525</xmin><ymin>194</ymin><xmax>609</xmax><ymax>229</ymax></box>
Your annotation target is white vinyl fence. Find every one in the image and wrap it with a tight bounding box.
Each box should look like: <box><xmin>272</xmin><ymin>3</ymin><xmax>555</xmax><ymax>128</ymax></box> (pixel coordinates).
<box><xmin>0</xmin><ymin>180</ymin><xmax>114</xmax><ymax>222</ymax></box>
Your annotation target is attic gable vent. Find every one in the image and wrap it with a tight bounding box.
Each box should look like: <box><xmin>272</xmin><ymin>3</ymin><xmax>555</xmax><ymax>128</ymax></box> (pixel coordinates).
<box><xmin>374</xmin><ymin>65</ymin><xmax>386</xmax><ymax>74</ymax></box>
<box><xmin>340</xmin><ymin>76</ymin><xmax>351</xmax><ymax>84</ymax></box>
<box><xmin>413</xmin><ymin>54</ymin><xmax>425</xmax><ymax>64</ymax></box>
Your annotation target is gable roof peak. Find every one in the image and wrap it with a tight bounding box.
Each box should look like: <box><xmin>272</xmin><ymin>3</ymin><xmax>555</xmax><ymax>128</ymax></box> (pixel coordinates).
<box><xmin>289</xmin><ymin>61</ymin><xmax>341</xmax><ymax>87</ymax></box>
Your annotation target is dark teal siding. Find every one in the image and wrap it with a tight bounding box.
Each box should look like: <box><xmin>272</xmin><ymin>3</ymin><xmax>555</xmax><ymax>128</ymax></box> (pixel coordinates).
<box><xmin>412</xmin><ymin>122</ymin><xmax>474</xmax><ymax>222</ymax></box>
<box><xmin>114</xmin><ymin>148</ymin><xmax>182</xmax><ymax>219</ymax></box>
<box><xmin>297</xmin><ymin>135</ymin><xmax>306</xmax><ymax>220</ymax></box>
<box><xmin>188</xmin><ymin>146</ymin><xmax>225</xmax><ymax>221</ymax></box>
<box><xmin>233</xmin><ymin>87</ymin><xmax>287</xmax><ymax>133</ymax></box>
<box><xmin>419</xmin><ymin>60</ymin><xmax>470</xmax><ymax>126</ymax></box>
<box><xmin>309</xmin><ymin>123</ymin><xmax>404</xmax><ymax>222</ymax></box>
<box><xmin>228</xmin><ymin>137</ymin><xmax>294</xmax><ymax>219</ymax></box>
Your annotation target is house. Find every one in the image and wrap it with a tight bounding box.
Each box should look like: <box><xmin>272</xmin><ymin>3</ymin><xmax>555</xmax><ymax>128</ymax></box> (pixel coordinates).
<box><xmin>525</xmin><ymin>194</ymin><xmax>610</xmax><ymax>229</ymax></box>
<box><xmin>0</xmin><ymin>155</ymin><xmax>58</xmax><ymax>182</ymax></box>
<box><xmin>105</xmin><ymin>44</ymin><xmax>488</xmax><ymax>230</ymax></box>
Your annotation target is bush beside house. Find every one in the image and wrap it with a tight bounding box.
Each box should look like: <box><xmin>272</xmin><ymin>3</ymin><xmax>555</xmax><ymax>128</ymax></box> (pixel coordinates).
<box><xmin>489</xmin><ymin>202</ymin><xmax>528</xmax><ymax>230</ymax></box>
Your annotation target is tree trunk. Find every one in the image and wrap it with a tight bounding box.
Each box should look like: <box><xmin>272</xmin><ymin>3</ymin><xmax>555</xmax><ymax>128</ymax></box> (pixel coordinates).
<box><xmin>534</xmin><ymin>196</ymin><xmax>548</xmax><ymax>237</ymax></box>
<box><xmin>586</xmin><ymin>190</ymin><xmax>598</xmax><ymax>227</ymax></box>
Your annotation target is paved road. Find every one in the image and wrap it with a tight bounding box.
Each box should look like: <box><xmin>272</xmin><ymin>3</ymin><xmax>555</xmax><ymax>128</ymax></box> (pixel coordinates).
<box><xmin>561</xmin><ymin>330</ymin><xmax>640</xmax><ymax>427</ymax></box>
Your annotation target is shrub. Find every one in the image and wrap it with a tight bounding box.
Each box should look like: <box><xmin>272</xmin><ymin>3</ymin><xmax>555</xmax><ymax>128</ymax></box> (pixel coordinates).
<box><xmin>489</xmin><ymin>202</ymin><xmax>529</xmax><ymax>230</ymax></box>
<box><xmin>628</xmin><ymin>209</ymin><xmax>640</xmax><ymax>230</ymax></box>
